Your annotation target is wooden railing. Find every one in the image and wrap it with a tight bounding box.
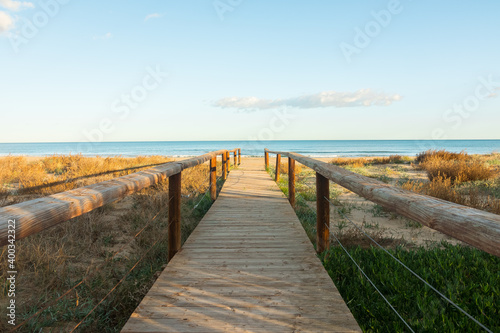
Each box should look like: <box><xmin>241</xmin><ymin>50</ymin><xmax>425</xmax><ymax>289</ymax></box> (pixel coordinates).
<box><xmin>0</xmin><ymin>149</ymin><xmax>241</xmax><ymax>260</ymax></box>
<box><xmin>265</xmin><ymin>149</ymin><xmax>500</xmax><ymax>257</ymax></box>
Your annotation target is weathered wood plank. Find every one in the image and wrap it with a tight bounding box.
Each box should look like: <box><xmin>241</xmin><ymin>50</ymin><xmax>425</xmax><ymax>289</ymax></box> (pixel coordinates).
<box><xmin>121</xmin><ymin>158</ymin><xmax>360</xmax><ymax>332</ymax></box>
<box><xmin>168</xmin><ymin>172</ymin><xmax>182</xmax><ymax>261</ymax></box>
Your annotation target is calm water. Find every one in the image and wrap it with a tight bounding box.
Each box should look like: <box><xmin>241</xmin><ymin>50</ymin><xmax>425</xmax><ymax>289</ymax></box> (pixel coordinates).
<box><xmin>0</xmin><ymin>140</ymin><xmax>499</xmax><ymax>157</ymax></box>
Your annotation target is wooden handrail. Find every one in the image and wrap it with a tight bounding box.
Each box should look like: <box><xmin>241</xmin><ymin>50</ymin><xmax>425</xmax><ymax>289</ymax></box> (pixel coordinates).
<box><xmin>265</xmin><ymin>149</ymin><xmax>500</xmax><ymax>257</ymax></box>
<box><xmin>0</xmin><ymin>149</ymin><xmax>240</xmax><ymax>248</ymax></box>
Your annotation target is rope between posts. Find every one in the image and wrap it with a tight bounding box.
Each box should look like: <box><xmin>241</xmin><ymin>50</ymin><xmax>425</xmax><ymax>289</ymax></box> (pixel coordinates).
<box><xmin>324</xmin><ymin>195</ymin><xmax>493</xmax><ymax>333</ymax></box>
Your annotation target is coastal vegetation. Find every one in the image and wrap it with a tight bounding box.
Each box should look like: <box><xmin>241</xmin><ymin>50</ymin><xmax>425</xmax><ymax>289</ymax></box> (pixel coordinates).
<box><xmin>0</xmin><ymin>155</ymin><xmax>172</xmax><ymax>207</ymax></box>
<box><xmin>0</xmin><ymin>155</ymin><xmax>227</xmax><ymax>332</ymax></box>
<box><xmin>269</xmin><ymin>151</ymin><xmax>500</xmax><ymax>332</ymax></box>
<box><xmin>1</xmin><ymin>150</ymin><xmax>499</xmax><ymax>331</ymax></box>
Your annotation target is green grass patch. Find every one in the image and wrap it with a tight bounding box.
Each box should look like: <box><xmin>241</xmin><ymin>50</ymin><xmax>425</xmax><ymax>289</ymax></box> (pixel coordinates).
<box><xmin>268</xmin><ymin>167</ymin><xmax>499</xmax><ymax>332</ymax></box>
<box><xmin>320</xmin><ymin>245</ymin><xmax>500</xmax><ymax>332</ymax></box>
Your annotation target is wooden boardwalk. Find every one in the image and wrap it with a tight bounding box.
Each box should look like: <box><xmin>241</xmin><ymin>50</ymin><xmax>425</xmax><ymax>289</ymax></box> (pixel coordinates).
<box><xmin>121</xmin><ymin>159</ymin><xmax>360</xmax><ymax>332</ymax></box>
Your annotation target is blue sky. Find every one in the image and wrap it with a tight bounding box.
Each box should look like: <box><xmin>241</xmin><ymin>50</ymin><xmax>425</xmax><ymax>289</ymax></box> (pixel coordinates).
<box><xmin>1</xmin><ymin>0</ymin><xmax>499</xmax><ymax>143</ymax></box>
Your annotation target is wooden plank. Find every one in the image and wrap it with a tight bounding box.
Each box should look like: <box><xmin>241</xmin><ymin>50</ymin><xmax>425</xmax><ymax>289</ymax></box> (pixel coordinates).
<box><xmin>288</xmin><ymin>157</ymin><xmax>296</xmax><ymax>208</ymax></box>
<box><xmin>209</xmin><ymin>157</ymin><xmax>217</xmax><ymax>201</ymax></box>
<box><xmin>121</xmin><ymin>158</ymin><xmax>360</xmax><ymax>332</ymax></box>
<box><xmin>135</xmin><ymin>293</ymin><xmax>345</xmax><ymax>309</ymax></box>
<box><xmin>275</xmin><ymin>154</ymin><xmax>281</xmax><ymax>182</ymax></box>
<box><xmin>131</xmin><ymin>306</ymin><xmax>357</xmax><ymax>319</ymax></box>
<box><xmin>316</xmin><ymin>172</ymin><xmax>330</xmax><ymax>253</ymax></box>
<box><xmin>222</xmin><ymin>152</ymin><xmax>227</xmax><ymax>180</ymax></box>
<box><xmin>168</xmin><ymin>172</ymin><xmax>182</xmax><ymax>261</ymax></box>
<box><xmin>266</xmin><ymin>149</ymin><xmax>500</xmax><ymax>257</ymax></box>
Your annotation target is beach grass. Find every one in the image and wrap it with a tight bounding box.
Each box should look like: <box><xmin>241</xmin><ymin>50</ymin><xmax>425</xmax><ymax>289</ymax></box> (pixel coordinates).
<box><xmin>0</xmin><ymin>156</ymin><xmax>229</xmax><ymax>332</ymax></box>
<box><xmin>0</xmin><ymin>155</ymin><xmax>172</xmax><ymax>207</ymax></box>
<box><xmin>267</xmin><ymin>161</ymin><xmax>500</xmax><ymax>333</ymax></box>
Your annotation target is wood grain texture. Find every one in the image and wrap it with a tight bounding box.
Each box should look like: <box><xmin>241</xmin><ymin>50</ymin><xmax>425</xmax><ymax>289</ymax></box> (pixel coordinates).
<box><xmin>265</xmin><ymin>149</ymin><xmax>500</xmax><ymax>257</ymax></box>
<box><xmin>222</xmin><ymin>153</ymin><xmax>227</xmax><ymax>180</ymax></box>
<box><xmin>209</xmin><ymin>157</ymin><xmax>217</xmax><ymax>201</ymax></box>
<box><xmin>316</xmin><ymin>172</ymin><xmax>330</xmax><ymax>253</ymax></box>
<box><xmin>288</xmin><ymin>157</ymin><xmax>296</xmax><ymax>208</ymax></box>
<box><xmin>121</xmin><ymin>158</ymin><xmax>360</xmax><ymax>333</ymax></box>
<box><xmin>275</xmin><ymin>154</ymin><xmax>281</xmax><ymax>182</ymax></box>
<box><xmin>168</xmin><ymin>172</ymin><xmax>182</xmax><ymax>261</ymax></box>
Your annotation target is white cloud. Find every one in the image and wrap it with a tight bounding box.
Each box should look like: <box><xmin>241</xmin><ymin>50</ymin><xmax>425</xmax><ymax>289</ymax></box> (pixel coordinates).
<box><xmin>145</xmin><ymin>13</ymin><xmax>163</xmax><ymax>21</ymax></box>
<box><xmin>0</xmin><ymin>0</ymin><xmax>34</xmax><ymax>11</ymax></box>
<box><xmin>214</xmin><ymin>89</ymin><xmax>402</xmax><ymax>111</ymax></box>
<box><xmin>0</xmin><ymin>10</ymin><xmax>13</xmax><ymax>33</ymax></box>
<box><xmin>93</xmin><ymin>32</ymin><xmax>112</xmax><ymax>40</ymax></box>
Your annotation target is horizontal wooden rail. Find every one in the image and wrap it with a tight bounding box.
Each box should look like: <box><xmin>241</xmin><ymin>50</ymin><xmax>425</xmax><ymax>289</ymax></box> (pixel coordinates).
<box><xmin>265</xmin><ymin>149</ymin><xmax>500</xmax><ymax>257</ymax></box>
<box><xmin>15</xmin><ymin>162</ymin><xmax>172</xmax><ymax>195</ymax></box>
<box><xmin>0</xmin><ymin>149</ymin><xmax>239</xmax><ymax>247</ymax></box>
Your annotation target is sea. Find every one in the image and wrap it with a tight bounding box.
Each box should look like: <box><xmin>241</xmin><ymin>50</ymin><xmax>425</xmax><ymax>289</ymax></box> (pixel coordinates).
<box><xmin>0</xmin><ymin>140</ymin><xmax>499</xmax><ymax>158</ymax></box>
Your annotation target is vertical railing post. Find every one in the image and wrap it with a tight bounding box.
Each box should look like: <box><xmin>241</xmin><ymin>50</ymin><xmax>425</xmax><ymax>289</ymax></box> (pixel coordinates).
<box><xmin>265</xmin><ymin>151</ymin><xmax>269</xmax><ymax>170</ymax></box>
<box><xmin>210</xmin><ymin>157</ymin><xmax>217</xmax><ymax>201</ymax></box>
<box><xmin>316</xmin><ymin>172</ymin><xmax>330</xmax><ymax>253</ymax></box>
<box><xmin>168</xmin><ymin>172</ymin><xmax>182</xmax><ymax>261</ymax></box>
<box><xmin>275</xmin><ymin>154</ymin><xmax>281</xmax><ymax>182</ymax></box>
<box><xmin>222</xmin><ymin>152</ymin><xmax>227</xmax><ymax>180</ymax></box>
<box><xmin>238</xmin><ymin>149</ymin><xmax>241</xmax><ymax>165</ymax></box>
<box><xmin>288</xmin><ymin>157</ymin><xmax>296</xmax><ymax>208</ymax></box>
<box><xmin>233</xmin><ymin>150</ymin><xmax>237</xmax><ymax>166</ymax></box>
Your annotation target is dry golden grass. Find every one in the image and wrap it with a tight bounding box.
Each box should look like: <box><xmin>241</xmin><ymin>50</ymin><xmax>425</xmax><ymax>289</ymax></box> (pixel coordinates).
<box><xmin>329</xmin><ymin>155</ymin><xmax>410</xmax><ymax>168</ymax></box>
<box><xmin>399</xmin><ymin>150</ymin><xmax>500</xmax><ymax>214</ymax></box>
<box><xmin>0</xmin><ymin>155</ymin><xmax>226</xmax><ymax>332</ymax></box>
<box><xmin>416</xmin><ymin>150</ymin><xmax>496</xmax><ymax>183</ymax></box>
<box><xmin>277</xmin><ymin>161</ymin><xmax>303</xmax><ymax>175</ymax></box>
<box><xmin>0</xmin><ymin>155</ymin><xmax>172</xmax><ymax>206</ymax></box>
<box><xmin>329</xmin><ymin>157</ymin><xmax>368</xmax><ymax>168</ymax></box>
<box><xmin>415</xmin><ymin>149</ymin><xmax>470</xmax><ymax>164</ymax></box>
<box><xmin>401</xmin><ymin>176</ymin><xmax>500</xmax><ymax>215</ymax></box>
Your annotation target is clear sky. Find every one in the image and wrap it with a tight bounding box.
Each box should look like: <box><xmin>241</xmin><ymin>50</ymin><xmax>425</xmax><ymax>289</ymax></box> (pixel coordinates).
<box><xmin>1</xmin><ymin>0</ymin><xmax>499</xmax><ymax>143</ymax></box>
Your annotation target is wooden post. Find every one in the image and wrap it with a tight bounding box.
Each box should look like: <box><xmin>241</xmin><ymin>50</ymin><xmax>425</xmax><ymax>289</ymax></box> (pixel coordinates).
<box><xmin>222</xmin><ymin>153</ymin><xmax>227</xmax><ymax>180</ymax></box>
<box><xmin>168</xmin><ymin>172</ymin><xmax>182</xmax><ymax>261</ymax></box>
<box><xmin>288</xmin><ymin>158</ymin><xmax>296</xmax><ymax>208</ymax></box>
<box><xmin>226</xmin><ymin>151</ymin><xmax>230</xmax><ymax>171</ymax></box>
<box><xmin>275</xmin><ymin>154</ymin><xmax>281</xmax><ymax>182</ymax></box>
<box><xmin>238</xmin><ymin>149</ymin><xmax>241</xmax><ymax>165</ymax></box>
<box><xmin>234</xmin><ymin>151</ymin><xmax>237</xmax><ymax>166</ymax></box>
<box><xmin>265</xmin><ymin>151</ymin><xmax>269</xmax><ymax>170</ymax></box>
<box><xmin>316</xmin><ymin>173</ymin><xmax>330</xmax><ymax>253</ymax></box>
<box><xmin>210</xmin><ymin>157</ymin><xmax>217</xmax><ymax>201</ymax></box>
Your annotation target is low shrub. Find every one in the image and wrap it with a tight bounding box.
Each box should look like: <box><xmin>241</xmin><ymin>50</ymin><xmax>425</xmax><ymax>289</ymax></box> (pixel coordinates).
<box><xmin>416</xmin><ymin>150</ymin><xmax>495</xmax><ymax>183</ymax></box>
